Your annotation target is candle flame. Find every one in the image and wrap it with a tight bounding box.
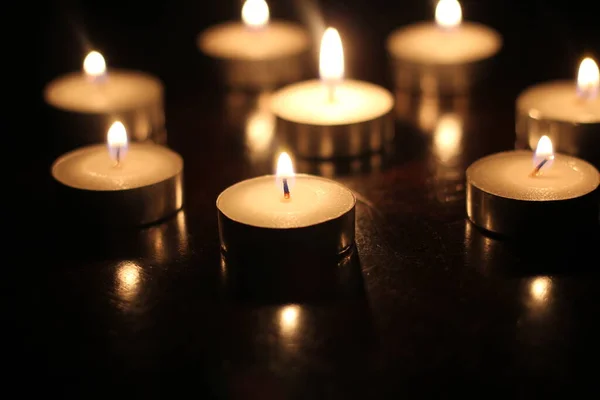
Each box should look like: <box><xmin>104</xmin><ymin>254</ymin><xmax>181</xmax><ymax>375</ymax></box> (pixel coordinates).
<box><xmin>435</xmin><ymin>0</ymin><xmax>462</xmax><ymax>29</ymax></box>
<box><xmin>276</xmin><ymin>152</ymin><xmax>294</xmax><ymax>177</ymax></box>
<box><xmin>577</xmin><ymin>57</ymin><xmax>599</xmax><ymax>99</ymax></box>
<box><xmin>107</xmin><ymin>121</ymin><xmax>128</xmax><ymax>163</ymax></box>
<box><xmin>319</xmin><ymin>28</ymin><xmax>344</xmax><ymax>82</ymax></box>
<box><xmin>276</xmin><ymin>152</ymin><xmax>294</xmax><ymax>199</ymax></box>
<box><xmin>532</xmin><ymin>135</ymin><xmax>554</xmax><ymax>172</ymax></box>
<box><xmin>242</xmin><ymin>0</ymin><xmax>269</xmax><ymax>28</ymax></box>
<box><xmin>83</xmin><ymin>51</ymin><xmax>106</xmax><ymax>79</ymax></box>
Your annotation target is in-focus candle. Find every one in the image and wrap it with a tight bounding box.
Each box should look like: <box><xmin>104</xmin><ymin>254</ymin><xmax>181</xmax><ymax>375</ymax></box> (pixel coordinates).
<box><xmin>52</xmin><ymin>121</ymin><xmax>183</xmax><ymax>226</ymax></box>
<box><xmin>217</xmin><ymin>152</ymin><xmax>355</xmax><ymax>264</ymax></box>
<box><xmin>466</xmin><ymin>136</ymin><xmax>599</xmax><ymax>236</ymax></box>
<box><xmin>271</xmin><ymin>28</ymin><xmax>394</xmax><ymax>158</ymax></box>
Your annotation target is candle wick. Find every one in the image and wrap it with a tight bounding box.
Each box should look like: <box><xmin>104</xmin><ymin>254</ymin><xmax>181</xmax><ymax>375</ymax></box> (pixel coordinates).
<box><xmin>283</xmin><ymin>178</ymin><xmax>290</xmax><ymax>199</ymax></box>
<box><xmin>115</xmin><ymin>146</ymin><xmax>121</xmax><ymax>167</ymax></box>
<box><xmin>530</xmin><ymin>156</ymin><xmax>553</xmax><ymax>177</ymax></box>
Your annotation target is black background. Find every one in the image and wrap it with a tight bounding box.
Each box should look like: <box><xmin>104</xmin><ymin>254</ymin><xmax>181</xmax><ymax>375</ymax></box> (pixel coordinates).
<box><xmin>11</xmin><ymin>0</ymin><xmax>600</xmax><ymax>395</ymax></box>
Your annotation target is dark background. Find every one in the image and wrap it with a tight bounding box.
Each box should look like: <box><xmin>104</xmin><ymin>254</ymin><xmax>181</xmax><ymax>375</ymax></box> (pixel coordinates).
<box><xmin>11</xmin><ymin>0</ymin><xmax>600</xmax><ymax>396</ymax></box>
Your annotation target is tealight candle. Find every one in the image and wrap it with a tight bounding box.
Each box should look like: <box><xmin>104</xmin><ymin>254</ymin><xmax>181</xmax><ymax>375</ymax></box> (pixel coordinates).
<box><xmin>386</xmin><ymin>0</ymin><xmax>502</xmax><ymax>94</ymax></box>
<box><xmin>52</xmin><ymin>121</ymin><xmax>184</xmax><ymax>226</ymax></box>
<box><xmin>44</xmin><ymin>51</ymin><xmax>165</xmax><ymax>150</ymax></box>
<box><xmin>197</xmin><ymin>0</ymin><xmax>309</xmax><ymax>89</ymax></box>
<box><xmin>271</xmin><ymin>28</ymin><xmax>395</xmax><ymax>158</ymax></box>
<box><xmin>516</xmin><ymin>57</ymin><xmax>600</xmax><ymax>165</ymax></box>
<box><xmin>467</xmin><ymin>136</ymin><xmax>599</xmax><ymax>236</ymax></box>
<box><xmin>217</xmin><ymin>152</ymin><xmax>356</xmax><ymax>263</ymax></box>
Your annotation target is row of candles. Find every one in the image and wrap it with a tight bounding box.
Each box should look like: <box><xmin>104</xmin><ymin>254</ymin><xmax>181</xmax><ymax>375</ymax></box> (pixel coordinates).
<box><xmin>46</xmin><ymin>0</ymin><xmax>599</xmax><ymax>261</ymax></box>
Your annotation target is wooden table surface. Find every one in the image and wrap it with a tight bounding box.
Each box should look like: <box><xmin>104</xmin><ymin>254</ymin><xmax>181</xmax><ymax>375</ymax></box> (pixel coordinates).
<box><xmin>14</xmin><ymin>0</ymin><xmax>600</xmax><ymax>396</ymax></box>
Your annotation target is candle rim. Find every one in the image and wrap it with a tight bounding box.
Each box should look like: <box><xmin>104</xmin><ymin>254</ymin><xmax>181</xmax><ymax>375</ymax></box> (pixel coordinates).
<box><xmin>467</xmin><ymin>150</ymin><xmax>599</xmax><ymax>201</ymax></box>
<box><xmin>216</xmin><ymin>173</ymin><xmax>356</xmax><ymax>229</ymax></box>
<box><xmin>44</xmin><ymin>69</ymin><xmax>164</xmax><ymax>113</ymax></box>
<box><xmin>51</xmin><ymin>142</ymin><xmax>183</xmax><ymax>191</ymax></box>
<box><xmin>197</xmin><ymin>20</ymin><xmax>310</xmax><ymax>60</ymax></box>
<box><xmin>517</xmin><ymin>80</ymin><xmax>600</xmax><ymax>123</ymax></box>
<box><xmin>386</xmin><ymin>21</ymin><xmax>502</xmax><ymax>65</ymax></box>
<box><xmin>270</xmin><ymin>79</ymin><xmax>394</xmax><ymax>125</ymax></box>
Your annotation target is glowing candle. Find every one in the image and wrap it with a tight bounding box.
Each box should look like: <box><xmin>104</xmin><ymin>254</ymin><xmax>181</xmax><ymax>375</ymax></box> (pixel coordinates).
<box><xmin>386</xmin><ymin>0</ymin><xmax>502</xmax><ymax>93</ymax></box>
<box><xmin>217</xmin><ymin>152</ymin><xmax>355</xmax><ymax>261</ymax></box>
<box><xmin>197</xmin><ymin>0</ymin><xmax>309</xmax><ymax>89</ymax></box>
<box><xmin>466</xmin><ymin>136</ymin><xmax>599</xmax><ymax>236</ymax></box>
<box><xmin>51</xmin><ymin>121</ymin><xmax>184</xmax><ymax>226</ymax></box>
<box><xmin>271</xmin><ymin>28</ymin><xmax>394</xmax><ymax>158</ymax></box>
<box><xmin>516</xmin><ymin>57</ymin><xmax>600</xmax><ymax>164</ymax></box>
<box><xmin>44</xmin><ymin>51</ymin><xmax>165</xmax><ymax>148</ymax></box>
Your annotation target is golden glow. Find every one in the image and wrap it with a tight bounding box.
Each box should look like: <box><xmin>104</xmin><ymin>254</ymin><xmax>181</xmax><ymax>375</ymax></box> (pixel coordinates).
<box><xmin>435</xmin><ymin>0</ymin><xmax>462</xmax><ymax>29</ymax></box>
<box><xmin>319</xmin><ymin>28</ymin><xmax>344</xmax><ymax>82</ymax></box>
<box><xmin>83</xmin><ymin>51</ymin><xmax>106</xmax><ymax>78</ymax></box>
<box><xmin>116</xmin><ymin>262</ymin><xmax>141</xmax><ymax>301</ymax></box>
<box><xmin>533</xmin><ymin>135</ymin><xmax>554</xmax><ymax>169</ymax></box>
<box><xmin>530</xmin><ymin>276</ymin><xmax>551</xmax><ymax>302</ymax></box>
<box><xmin>279</xmin><ymin>305</ymin><xmax>300</xmax><ymax>335</ymax></box>
<box><xmin>245</xmin><ymin>110</ymin><xmax>275</xmax><ymax>154</ymax></box>
<box><xmin>107</xmin><ymin>121</ymin><xmax>128</xmax><ymax>162</ymax></box>
<box><xmin>577</xmin><ymin>57</ymin><xmax>599</xmax><ymax>99</ymax></box>
<box><xmin>276</xmin><ymin>152</ymin><xmax>294</xmax><ymax>177</ymax></box>
<box><xmin>242</xmin><ymin>0</ymin><xmax>269</xmax><ymax>28</ymax></box>
<box><xmin>433</xmin><ymin>113</ymin><xmax>462</xmax><ymax>163</ymax></box>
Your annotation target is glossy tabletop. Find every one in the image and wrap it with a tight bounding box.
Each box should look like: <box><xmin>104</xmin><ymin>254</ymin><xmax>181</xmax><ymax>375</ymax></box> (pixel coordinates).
<box><xmin>18</xmin><ymin>0</ymin><xmax>600</xmax><ymax>396</ymax></box>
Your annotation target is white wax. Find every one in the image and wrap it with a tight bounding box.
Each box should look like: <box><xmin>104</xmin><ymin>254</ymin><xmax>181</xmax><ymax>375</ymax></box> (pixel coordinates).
<box><xmin>44</xmin><ymin>70</ymin><xmax>163</xmax><ymax>113</ymax></box>
<box><xmin>468</xmin><ymin>150</ymin><xmax>599</xmax><ymax>201</ymax></box>
<box><xmin>270</xmin><ymin>80</ymin><xmax>394</xmax><ymax>125</ymax></box>
<box><xmin>52</xmin><ymin>143</ymin><xmax>183</xmax><ymax>191</ymax></box>
<box><xmin>198</xmin><ymin>21</ymin><xmax>309</xmax><ymax>60</ymax></box>
<box><xmin>217</xmin><ymin>174</ymin><xmax>355</xmax><ymax>229</ymax></box>
<box><xmin>387</xmin><ymin>22</ymin><xmax>502</xmax><ymax>65</ymax></box>
<box><xmin>517</xmin><ymin>81</ymin><xmax>600</xmax><ymax>123</ymax></box>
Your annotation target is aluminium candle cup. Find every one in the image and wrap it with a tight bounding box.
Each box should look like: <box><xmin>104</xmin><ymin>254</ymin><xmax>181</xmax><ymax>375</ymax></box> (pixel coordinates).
<box><xmin>515</xmin><ymin>84</ymin><xmax>600</xmax><ymax>166</ymax></box>
<box><xmin>44</xmin><ymin>70</ymin><xmax>166</xmax><ymax>152</ymax></box>
<box><xmin>217</xmin><ymin>174</ymin><xmax>356</xmax><ymax>269</ymax></box>
<box><xmin>274</xmin><ymin>114</ymin><xmax>395</xmax><ymax>159</ymax></box>
<box><xmin>271</xmin><ymin>80</ymin><xmax>395</xmax><ymax>159</ymax></box>
<box><xmin>389</xmin><ymin>57</ymin><xmax>494</xmax><ymax>95</ymax></box>
<box><xmin>51</xmin><ymin>144</ymin><xmax>184</xmax><ymax>227</ymax></box>
<box><xmin>207</xmin><ymin>51</ymin><xmax>309</xmax><ymax>90</ymax></box>
<box><xmin>466</xmin><ymin>151</ymin><xmax>600</xmax><ymax>237</ymax></box>
<box><xmin>197</xmin><ymin>21</ymin><xmax>310</xmax><ymax>90</ymax></box>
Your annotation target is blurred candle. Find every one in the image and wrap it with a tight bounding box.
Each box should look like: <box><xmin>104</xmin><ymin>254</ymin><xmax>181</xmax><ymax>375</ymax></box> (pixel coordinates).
<box><xmin>386</xmin><ymin>0</ymin><xmax>502</xmax><ymax>93</ymax></box>
<box><xmin>516</xmin><ymin>57</ymin><xmax>600</xmax><ymax>164</ymax></box>
<box><xmin>197</xmin><ymin>0</ymin><xmax>309</xmax><ymax>89</ymax></box>
<box><xmin>271</xmin><ymin>28</ymin><xmax>394</xmax><ymax>158</ymax></box>
<box><xmin>44</xmin><ymin>51</ymin><xmax>165</xmax><ymax>148</ymax></box>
